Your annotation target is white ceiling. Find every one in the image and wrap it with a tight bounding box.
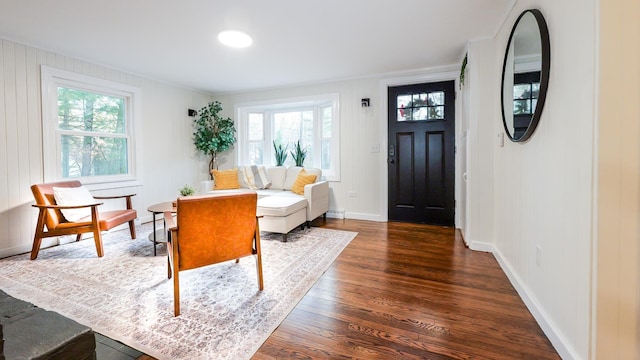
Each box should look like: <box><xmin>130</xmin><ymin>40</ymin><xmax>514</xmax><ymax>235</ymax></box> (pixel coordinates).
<box><xmin>0</xmin><ymin>0</ymin><xmax>513</xmax><ymax>94</ymax></box>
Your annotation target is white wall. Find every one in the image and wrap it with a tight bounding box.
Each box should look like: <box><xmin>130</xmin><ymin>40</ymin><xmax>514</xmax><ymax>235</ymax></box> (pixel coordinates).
<box><xmin>462</xmin><ymin>38</ymin><xmax>496</xmax><ymax>251</ymax></box>
<box><xmin>477</xmin><ymin>0</ymin><xmax>597</xmax><ymax>358</ymax></box>
<box><xmin>0</xmin><ymin>38</ymin><xmax>213</xmax><ymax>257</ymax></box>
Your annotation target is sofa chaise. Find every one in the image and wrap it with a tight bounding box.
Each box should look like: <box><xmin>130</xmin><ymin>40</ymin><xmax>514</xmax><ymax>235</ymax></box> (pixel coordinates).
<box><xmin>206</xmin><ymin>166</ymin><xmax>329</xmax><ymax>241</ymax></box>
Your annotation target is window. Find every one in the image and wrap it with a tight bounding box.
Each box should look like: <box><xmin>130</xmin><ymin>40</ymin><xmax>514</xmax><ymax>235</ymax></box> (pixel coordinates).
<box><xmin>513</xmin><ymin>71</ymin><xmax>541</xmax><ymax>115</ymax></box>
<box><xmin>396</xmin><ymin>91</ymin><xmax>445</xmax><ymax>121</ymax></box>
<box><xmin>41</xmin><ymin>66</ymin><xmax>140</xmax><ymax>184</ymax></box>
<box><xmin>237</xmin><ymin>94</ymin><xmax>340</xmax><ymax>181</ymax></box>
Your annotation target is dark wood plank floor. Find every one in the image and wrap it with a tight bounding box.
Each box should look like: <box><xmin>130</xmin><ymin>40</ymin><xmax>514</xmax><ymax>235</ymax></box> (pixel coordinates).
<box><xmin>139</xmin><ymin>219</ymin><xmax>559</xmax><ymax>359</ymax></box>
<box><xmin>253</xmin><ymin>219</ymin><xmax>559</xmax><ymax>359</ymax></box>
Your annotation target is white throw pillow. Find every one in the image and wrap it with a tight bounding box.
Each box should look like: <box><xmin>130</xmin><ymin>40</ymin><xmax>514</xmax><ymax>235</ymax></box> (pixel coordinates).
<box><xmin>267</xmin><ymin>166</ymin><xmax>287</xmax><ymax>190</ymax></box>
<box><xmin>283</xmin><ymin>167</ymin><xmax>303</xmax><ymax>190</ymax></box>
<box><xmin>52</xmin><ymin>186</ymin><xmax>96</xmax><ymax>222</ymax></box>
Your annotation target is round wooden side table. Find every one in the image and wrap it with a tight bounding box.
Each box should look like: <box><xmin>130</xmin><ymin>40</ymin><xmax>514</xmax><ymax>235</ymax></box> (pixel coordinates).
<box><xmin>147</xmin><ymin>202</ymin><xmax>176</xmax><ymax>256</ymax></box>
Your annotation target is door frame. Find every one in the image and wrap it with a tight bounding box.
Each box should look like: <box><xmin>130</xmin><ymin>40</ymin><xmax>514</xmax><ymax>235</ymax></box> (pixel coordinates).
<box><xmin>378</xmin><ymin>68</ymin><xmax>462</xmax><ymax>226</ymax></box>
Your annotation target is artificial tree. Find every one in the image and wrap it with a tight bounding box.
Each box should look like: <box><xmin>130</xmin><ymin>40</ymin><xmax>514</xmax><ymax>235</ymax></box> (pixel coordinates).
<box><xmin>192</xmin><ymin>101</ymin><xmax>236</xmax><ymax>178</ymax></box>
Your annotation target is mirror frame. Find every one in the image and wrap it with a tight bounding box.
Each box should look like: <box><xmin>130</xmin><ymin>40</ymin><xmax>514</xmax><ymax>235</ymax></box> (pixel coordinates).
<box><xmin>500</xmin><ymin>9</ymin><xmax>551</xmax><ymax>142</ymax></box>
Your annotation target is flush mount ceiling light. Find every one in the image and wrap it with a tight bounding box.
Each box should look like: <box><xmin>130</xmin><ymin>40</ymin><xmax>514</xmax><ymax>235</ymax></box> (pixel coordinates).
<box><xmin>217</xmin><ymin>30</ymin><xmax>253</xmax><ymax>48</ymax></box>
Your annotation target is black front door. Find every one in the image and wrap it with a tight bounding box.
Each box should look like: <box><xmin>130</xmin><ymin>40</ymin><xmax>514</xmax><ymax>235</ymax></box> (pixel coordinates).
<box><xmin>387</xmin><ymin>80</ymin><xmax>455</xmax><ymax>226</ymax></box>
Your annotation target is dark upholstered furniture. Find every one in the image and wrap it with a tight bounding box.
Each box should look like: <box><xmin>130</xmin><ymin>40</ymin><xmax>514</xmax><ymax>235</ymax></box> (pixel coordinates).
<box><xmin>0</xmin><ymin>289</ymin><xmax>96</xmax><ymax>360</ymax></box>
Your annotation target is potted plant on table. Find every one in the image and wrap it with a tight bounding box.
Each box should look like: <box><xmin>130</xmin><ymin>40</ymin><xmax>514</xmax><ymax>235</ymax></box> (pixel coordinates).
<box><xmin>179</xmin><ymin>184</ymin><xmax>196</xmax><ymax>197</ymax></box>
<box><xmin>193</xmin><ymin>101</ymin><xmax>236</xmax><ymax>179</ymax></box>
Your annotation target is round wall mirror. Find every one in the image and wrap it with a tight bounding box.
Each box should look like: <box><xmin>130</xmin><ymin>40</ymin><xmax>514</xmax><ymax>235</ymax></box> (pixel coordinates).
<box><xmin>501</xmin><ymin>9</ymin><xmax>550</xmax><ymax>142</ymax></box>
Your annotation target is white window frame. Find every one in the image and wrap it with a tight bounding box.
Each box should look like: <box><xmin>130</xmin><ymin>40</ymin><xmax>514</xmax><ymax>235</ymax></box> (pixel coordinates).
<box><xmin>40</xmin><ymin>65</ymin><xmax>141</xmax><ymax>186</ymax></box>
<box><xmin>236</xmin><ymin>94</ymin><xmax>340</xmax><ymax>181</ymax></box>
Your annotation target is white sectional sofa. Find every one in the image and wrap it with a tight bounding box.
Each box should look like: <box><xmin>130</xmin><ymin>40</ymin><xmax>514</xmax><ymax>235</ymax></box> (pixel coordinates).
<box><xmin>206</xmin><ymin>166</ymin><xmax>329</xmax><ymax>241</ymax></box>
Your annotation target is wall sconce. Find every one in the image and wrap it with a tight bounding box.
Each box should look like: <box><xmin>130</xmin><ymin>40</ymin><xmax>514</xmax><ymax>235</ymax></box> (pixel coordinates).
<box><xmin>361</xmin><ymin>98</ymin><xmax>370</xmax><ymax>107</ymax></box>
<box><xmin>188</xmin><ymin>109</ymin><xmax>198</xmax><ymax>117</ymax></box>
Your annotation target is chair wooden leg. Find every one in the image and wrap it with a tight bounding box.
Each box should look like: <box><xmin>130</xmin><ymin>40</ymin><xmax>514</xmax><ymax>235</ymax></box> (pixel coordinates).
<box><xmin>93</xmin><ymin>229</ymin><xmax>104</xmax><ymax>257</ymax></box>
<box><xmin>30</xmin><ymin>211</ymin><xmax>47</xmax><ymax>260</ymax></box>
<box><xmin>75</xmin><ymin>233</ymin><xmax>82</xmax><ymax>242</ymax></box>
<box><xmin>254</xmin><ymin>226</ymin><xmax>264</xmax><ymax>290</ymax></box>
<box><xmin>128</xmin><ymin>219</ymin><xmax>136</xmax><ymax>239</ymax></box>
<box><xmin>173</xmin><ymin>263</ymin><xmax>180</xmax><ymax>316</ymax></box>
<box><xmin>30</xmin><ymin>235</ymin><xmax>43</xmax><ymax>260</ymax></box>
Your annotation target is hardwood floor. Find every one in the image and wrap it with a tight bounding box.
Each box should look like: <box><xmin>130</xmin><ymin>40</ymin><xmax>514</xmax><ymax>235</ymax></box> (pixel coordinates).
<box><xmin>252</xmin><ymin>219</ymin><xmax>559</xmax><ymax>359</ymax></box>
<box><xmin>138</xmin><ymin>219</ymin><xmax>559</xmax><ymax>359</ymax></box>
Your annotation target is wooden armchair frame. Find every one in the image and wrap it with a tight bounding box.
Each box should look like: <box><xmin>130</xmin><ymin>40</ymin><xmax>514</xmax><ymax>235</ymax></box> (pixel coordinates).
<box><xmin>30</xmin><ymin>180</ymin><xmax>137</xmax><ymax>259</ymax></box>
<box><xmin>164</xmin><ymin>192</ymin><xmax>263</xmax><ymax>316</ymax></box>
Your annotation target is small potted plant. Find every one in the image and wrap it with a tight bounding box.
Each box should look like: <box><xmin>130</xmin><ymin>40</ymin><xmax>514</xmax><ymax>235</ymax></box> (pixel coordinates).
<box><xmin>290</xmin><ymin>140</ymin><xmax>308</xmax><ymax>167</ymax></box>
<box><xmin>179</xmin><ymin>184</ymin><xmax>196</xmax><ymax>197</ymax></box>
<box><xmin>273</xmin><ymin>141</ymin><xmax>288</xmax><ymax>166</ymax></box>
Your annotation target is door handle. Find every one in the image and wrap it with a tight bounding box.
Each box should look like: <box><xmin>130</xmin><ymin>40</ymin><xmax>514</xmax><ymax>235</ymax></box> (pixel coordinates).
<box><xmin>388</xmin><ymin>145</ymin><xmax>395</xmax><ymax>165</ymax></box>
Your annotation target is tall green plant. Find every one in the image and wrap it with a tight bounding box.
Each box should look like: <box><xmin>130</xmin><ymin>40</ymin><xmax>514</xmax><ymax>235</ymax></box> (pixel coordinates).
<box><xmin>273</xmin><ymin>141</ymin><xmax>288</xmax><ymax>166</ymax></box>
<box><xmin>290</xmin><ymin>140</ymin><xmax>308</xmax><ymax>167</ymax></box>
<box><xmin>192</xmin><ymin>101</ymin><xmax>236</xmax><ymax>178</ymax></box>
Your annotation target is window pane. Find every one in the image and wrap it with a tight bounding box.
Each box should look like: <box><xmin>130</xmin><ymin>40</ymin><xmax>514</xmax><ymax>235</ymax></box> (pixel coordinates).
<box><xmin>321</xmin><ymin>139</ymin><xmax>331</xmax><ymax>169</ymax></box>
<box><xmin>427</xmin><ymin>91</ymin><xmax>444</xmax><ymax>106</ymax></box>
<box><xmin>427</xmin><ymin>106</ymin><xmax>444</xmax><ymax>120</ymax></box>
<box><xmin>274</xmin><ymin>111</ymin><xmax>312</xmax><ymax>166</ymax></box>
<box><xmin>513</xmin><ymin>84</ymin><xmax>531</xmax><ymax>100</ymax></box>
<box><xmin>61</xmin><ymin>135</ymin><xmax>128</xmax><ymax>178</ymax></box>
<box><xmin>412</xmin><ymin>93</ymin><xmax>429</xmax><ymax>106</ymax></box>
<box><xmin>532</xmin><ymin>83</ymin><xmax>540</xmax><ymax>98</ymax></box>
<box><xmin>513</xmin><ymin>99</ymin><xmax>531</xmax><ymax>114</ymax></box>
<box><xmin>397</xmin><ymin>94</ymin><xmax>412</xmax><ymax>108</ymax></box>
<box><xmin>398</xmin><ymin>108</ymin><xmax>412</xmax><ymax>121</ymax></box>
<box><xmin>248</xmin><ymin>141</ymin><xmax>263</xmax><ymax>165</ymax></box>
<box><xmin>413</xmin><ymin>107</ymin><xmax>429</xmax><ymax>120</ymax></box>
<box><xmin>322</xmin><ymin>106</ymin><xmax>332</xmax><ymax>138</ymax></box>
<box><xmin>248</xmin><ymin>113</ymin><xmax>263</xmax><ymax>141</ymax></box>
<box><xmin>57</xmin><ymin>87</ymin><xmax>125</xmax><ymax>134</ymax></box>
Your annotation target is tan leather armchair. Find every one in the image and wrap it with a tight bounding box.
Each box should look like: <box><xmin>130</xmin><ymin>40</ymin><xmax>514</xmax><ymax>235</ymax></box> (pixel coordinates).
<box><xmin>30</xmin><ymin>180</ymin><xmax>137</xmax><ymax>259</ymax></box>
<box><xmin>165</xmin><ymin>191</ymin><xmax>263</xmax><ymax>316</ymax></box>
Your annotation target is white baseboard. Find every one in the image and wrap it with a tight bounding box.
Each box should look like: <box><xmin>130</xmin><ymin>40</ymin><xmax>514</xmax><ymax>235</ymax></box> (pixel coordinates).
<box><xmin>491</xmin><ymin>247</ymin><xmax>580</xmax><ymax>360</ymax></box>
<box><xmin>344</xmin><ymin>212</ymin><xmax>386</xmax><ymax>222</ymax></box>
<box><xmin>468</xmin><ymin>241</ymin><xmax>494</xmax><ymax>252</ymax></box>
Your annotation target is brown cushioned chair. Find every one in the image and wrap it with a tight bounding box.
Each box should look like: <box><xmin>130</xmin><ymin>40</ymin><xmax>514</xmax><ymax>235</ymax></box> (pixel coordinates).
<box><xmin>165</xmin><ymin>191</ymin><xmax>263</xmax><ymax>316</ymax></box>
<box><xmin>30</xmin><ymin>180</ymin><xmax>137</xmax><ymax>259</ymax></box>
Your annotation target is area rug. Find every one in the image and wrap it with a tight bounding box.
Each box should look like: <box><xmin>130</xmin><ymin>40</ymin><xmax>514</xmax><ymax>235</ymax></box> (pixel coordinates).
<box><xmin>0</xmin><ymin>223</ymin><xmax>357</xmax><ymax>360</ymax></box>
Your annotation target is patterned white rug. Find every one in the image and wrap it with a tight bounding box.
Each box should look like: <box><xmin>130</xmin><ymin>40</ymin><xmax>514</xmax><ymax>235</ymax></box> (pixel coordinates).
<box><xmin>0</xmin><ymin>223</ymin><xmax>357</xmax><ymax>360</ymax></box>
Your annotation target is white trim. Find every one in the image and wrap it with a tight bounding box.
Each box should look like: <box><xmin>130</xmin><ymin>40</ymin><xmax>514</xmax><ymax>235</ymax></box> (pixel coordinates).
<box><xmin>344</xmin><ymin>211</ymin><xmax>386</xmax><ymax>222</ymax></box>
<box><xmin>467</xmin><ymin>241</ymin><xmax>494</xmax><ymax>253</ymax></box>
<box><xmin>378</xmin><ymin>67</ymin><xmax>460</xmax><ymax>224</ymax></box>
<box><xmin>40</xmin><ymin>65</ymin><xmax>142</xmax><ymax>185</ymax></box>
<box><xmin>492</xmin><ymin>247</ymin><xmax>580</xmax><ymax>360</ymax></box>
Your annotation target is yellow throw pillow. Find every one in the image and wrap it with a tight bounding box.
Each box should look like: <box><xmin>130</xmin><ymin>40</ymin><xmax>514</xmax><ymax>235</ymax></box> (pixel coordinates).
<box><xmin>291</xmin><ymin>169</ymin><xmax>317</xmax><ymax>195</ymax></box>
<box><xmin>212</xmin><ymin>168</ymin><xmax>240</xmax><ymax>190</ymax></box>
